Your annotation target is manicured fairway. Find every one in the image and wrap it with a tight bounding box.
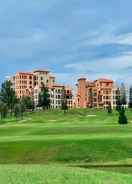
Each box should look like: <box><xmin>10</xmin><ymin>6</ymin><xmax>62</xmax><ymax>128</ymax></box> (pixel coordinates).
<box><xmin>0</xmin><ymin>109</ymin><xmax>132</xmax><ymax>183</ymax></box>
<box><xmin>0</xmin><ymin>165</ymin><xmax>132</xmax><ymax>184</ymax></box>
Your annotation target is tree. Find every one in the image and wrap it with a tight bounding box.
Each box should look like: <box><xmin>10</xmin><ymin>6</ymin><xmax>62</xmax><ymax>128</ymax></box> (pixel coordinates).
<box><xmin>118</xmin><ymin>107</ymin><xmax>128</xmax><ymax>125</ymax></box>
<box><xmin>120</xmin><ymin>83</ymin><xmax>127</xmax><ymax>106</ymax></box>
<box><xmin>0</xmin><ymin>80</ymin><xmax>17</xmax><ymax>114</ymax></box>
<box><xmin>89</xmin><ymin>88</ymin><xmax>93</xmax><ymax>108</ymax></box>
<box><xmin>61</xmin><ymin>99</ymin><xmax>68</xmax><ymax>113</ymax></box>
<box><xmin>14</xmin><ymin>103</ymin><xmax>25</xmax><ymax>120</ymax></box>
<box><xmin>129</xmin><ymin>86</ymin><xmax>132</xmax><ymax>108</ymax></box>
<box><xmin>21</xmin><ymin>96</ymin><xmax>34</xmax><ymax>111</ymax></box>
<box><xmin>38</xmin><ymin>84</ymin><xmax>50</xmax><ymax>110</ymax></box>
<box><xmin>116</xmin><ymin>88</ymin><xmax>121</xmax><ymax>112</ymax></box>
<box><xmin>0</xmin><ymin>102</ymin><xmax>8</xmax><ymax>119</ymax></box>
<box><xmin>107</xmin><ymin>103</ymin><xmax>112</xmax><ymax>114</ymax></box>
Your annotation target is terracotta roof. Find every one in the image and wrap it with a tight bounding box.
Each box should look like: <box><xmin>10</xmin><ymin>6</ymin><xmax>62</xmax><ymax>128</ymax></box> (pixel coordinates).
<box><xmin>78</xmin><ymin>78</ymin><xmax>87</xmax><ymax>81</ymax></box>
<box><xmin>33</xmin><ymin>69</ymin><xmax>49</xmax><ymax>73</ymax></box>
<box><xmin>95</xmin><ymin>78</ymin><xmax>113</xmax><ymax>83</ymax></box>
<box><xmin>16</xmin><ymin>72</ymin><xmax>33</xmax><ymax>75</ymax></box>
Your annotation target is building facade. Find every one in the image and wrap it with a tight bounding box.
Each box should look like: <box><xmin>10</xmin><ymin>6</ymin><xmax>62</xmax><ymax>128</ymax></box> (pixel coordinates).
<box><xmin>49</xmin><ymin>85</ymin><xmax>65</xmax><ymax>109</ymax></box>
<box><xmin>34</xmin><ymin>84</ymin><xmax>73</xmax><ymax>109</ymax></box>
<box><xmin>64</xmin><ymin>86</ymin><xmax>73</xmax><ymax>109</ymax></box>
<box><xmin>12</xmin><ymin>72</ymin><xmax>34</xmax><ymax>99</ymax></box>
<box><xmin>76</xmin><ymin>78</ymin><xmax>114</xmax><ymax>108</ymax></box>
<box><xmin>10</xmin><ymin>69</ymin><xmax>73</xmax><ymax>109</ymax></box>
<box><xmin>33</xmin><ymin>69</ymin><xmax>56</xmax><ymax>88</ymax></box>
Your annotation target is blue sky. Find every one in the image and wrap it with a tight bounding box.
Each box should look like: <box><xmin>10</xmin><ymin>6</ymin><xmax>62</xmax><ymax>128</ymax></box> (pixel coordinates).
<box><xmin>1</xmin><ymin>0</ymin><xmax>132</xmax><ymax>86</ymax></box>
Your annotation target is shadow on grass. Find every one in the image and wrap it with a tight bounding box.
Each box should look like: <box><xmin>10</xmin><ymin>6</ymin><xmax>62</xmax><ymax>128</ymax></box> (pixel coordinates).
<box><xmin>72</xmin><ymin>164</ymin><xmax>132</xmax><ymax>174</ymax></box>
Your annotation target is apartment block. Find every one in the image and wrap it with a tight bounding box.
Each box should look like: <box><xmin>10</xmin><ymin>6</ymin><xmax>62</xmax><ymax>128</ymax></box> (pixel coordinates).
<box><xmin>34</xmin><ymin>84</ymin><xmax>64</xmax><ymax>109</ymax></box>
<box><xmin>76</xmin><ymin>78</ymin><xmax>114</xmax><ymax>108</ymax></box>
<box><xmin>34</xmin><ymin>85</ymin><xmax>41</xmax><ymax>107</ymax></box>
<box><xmin>33</xmin><ymin>69</ymin><xmax>56</xmax><ymax>88</ymax></box>
<box><xmin>111</xmin><ymin>84</ymin><xmax>119</xmax><ymax>109</ymax></box>
<box><xmin>10</xmin><ymin>69</ymin><xmax>73</xmax><ymax>109</ymax></box>
<box><xmin>49</xmin><ymin>85</ymin><xmax>65</xmax><ymax>109</ymax></box>
<box><xmin>13</xmin><ymin>72</ymin><xmax>34</xmax><ymax>99</ymax></box>
<box><xmin>64</xmin><ymin>86</ymin><xmax>73</xmax><ymax>109</ymax></box>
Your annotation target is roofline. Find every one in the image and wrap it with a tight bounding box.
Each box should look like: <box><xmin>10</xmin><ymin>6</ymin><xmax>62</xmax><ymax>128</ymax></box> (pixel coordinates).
<box><xmin>78</xmin><ymin>78</ymin><xmax>87</xmax><ymax>81</ymax></box>
<box><xmin>33</xmin><ymin>69</ymin><xmax>50</xmax><ymax>73</ymax></box>
<box><xmin>16</xmin><ymin>72</ymin><xmax>33</xmax><ymax>75</ymax></box>
<box><xmin>94</xmin><ymin>78</ymin><xmax>113</xmax><ymax>82</ymax></box>
<box><xmin>53</xmin><ymin>84</ymin><xmax>65</xmax><ymax>87</ymax></box>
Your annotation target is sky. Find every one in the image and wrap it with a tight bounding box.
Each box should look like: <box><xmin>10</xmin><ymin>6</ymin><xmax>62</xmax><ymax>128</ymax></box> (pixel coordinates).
<box><xmin>1</xmin><ymin>0</ymin><xmax>132</xmax><ymax>87</ymax></box>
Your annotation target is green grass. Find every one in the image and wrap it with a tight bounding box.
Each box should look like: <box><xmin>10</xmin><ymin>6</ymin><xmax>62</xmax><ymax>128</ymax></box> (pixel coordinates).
<box><xmin>0</xmin><ymin>165</ymin><xmax>132</xmax><ymax>184</ymax></box>
<box><xmin>0</xmin><ymin>108</ymin><xmax>132</xmax><ymax>183</ymax></box>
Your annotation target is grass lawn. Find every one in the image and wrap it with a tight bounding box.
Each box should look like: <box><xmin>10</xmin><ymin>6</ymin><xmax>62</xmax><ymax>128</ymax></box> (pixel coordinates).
<box><xmin>0</xmin><ymin>165</ymin><xmax>132</xmax><ymax>184</ymax></box>
<box><xmin>0</xmin><ymin>108</ymin><xmax>132</xmax><ymax>183</ymax></box>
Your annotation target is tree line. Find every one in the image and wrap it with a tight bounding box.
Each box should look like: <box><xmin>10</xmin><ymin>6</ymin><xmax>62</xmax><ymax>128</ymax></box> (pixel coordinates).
<box><xmin>0</xmin><ymin>80</ymin><xmax>68</xmax><ymax>120</ymax></box>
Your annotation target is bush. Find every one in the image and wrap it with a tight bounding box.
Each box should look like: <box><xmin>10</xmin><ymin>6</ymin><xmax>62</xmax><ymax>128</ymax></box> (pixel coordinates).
<box><xmin>0</xmin><ymin>103</ymin><xmax>8</xmax><ymax>119</ymax></box>
<box><xmin>118</xmin><ymin>107</ymin><xmax>128</xmax><ymax>124</ymax></box>
<box><xmin>62</xmin><ymin>100</ymin><xmax>68</xmax><ymax>113</ymax></box>
<box><xmin>107</xmin><ymin>104</ymin><xmax>112</xmax><ymax>114</ymax></box>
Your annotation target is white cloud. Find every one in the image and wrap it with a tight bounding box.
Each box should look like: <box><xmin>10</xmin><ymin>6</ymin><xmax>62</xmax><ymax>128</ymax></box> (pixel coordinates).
<box><xmin>80</xmin><ymin>32</ymin><xmax>132</xmax><ymax>47</ymax></box>
<box><xmin>65</xmin><ymin>51</ymin><xmax>132</xmax><ymax>72</ymax></box>
<box><xmin>64</xmin><ymin>51</ymin><xmax>132</xmax><ymax>85</ymax></box>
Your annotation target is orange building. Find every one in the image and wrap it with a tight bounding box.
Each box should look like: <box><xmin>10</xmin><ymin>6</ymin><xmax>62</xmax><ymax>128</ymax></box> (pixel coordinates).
<box><xmin>14</xmin><ymin>72</ymin><xmax>34</xmax><ymax>99</ymax></box>
<box><xmin>76</xmin><ymin>78</ymin><xmax>114</xmax><ymax>108</ymax></box>
<box><xmin>64</xmin><ymin>86</ymin><xmax>73</xmax><ymax>109</ymax></box>
<box><xmin>10</xmin><ymin>69</ymin><xmax>74</xmax><ymax>109</ymax></box>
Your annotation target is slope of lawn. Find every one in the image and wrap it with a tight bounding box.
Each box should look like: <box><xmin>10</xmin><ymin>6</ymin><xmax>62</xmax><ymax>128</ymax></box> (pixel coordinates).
<box><xmin>0</xmin><ymin>109</ymin><xmax>132</xmax><ymax>175</ymax></box>
<box><xmin>0</xmin><ymin>165</ymin><xmax>132</xmax><ymax>184</ymax></box>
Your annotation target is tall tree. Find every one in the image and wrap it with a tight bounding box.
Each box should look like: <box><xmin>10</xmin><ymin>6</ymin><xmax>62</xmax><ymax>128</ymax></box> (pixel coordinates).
<box><xmin>129</xmin><ymin>86</ymin><xmax>132</xmax><ymax>108</ymax></box>
<box><xmin>0</xmin><ymin>81</ymin><xmax>17</xmax><ymax>113</ymax></box>
<box><xmin>120</xmin><ymin>83</ymin><xmax>127</xmax><ymax>106</ymax></box>
<box><xmin>38</xmin><ymin>84</ymin><xmax>50</xmax><ymax>110</ymax></box>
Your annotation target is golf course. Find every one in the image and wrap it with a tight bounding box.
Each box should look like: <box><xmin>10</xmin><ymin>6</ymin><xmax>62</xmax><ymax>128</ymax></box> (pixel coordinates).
<box><xmin>0</xmin><ymin>108</ymin><xmax>132</xmax><ymax>183</ymax></box>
